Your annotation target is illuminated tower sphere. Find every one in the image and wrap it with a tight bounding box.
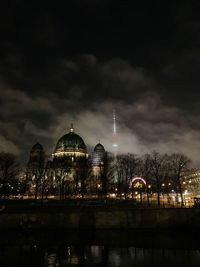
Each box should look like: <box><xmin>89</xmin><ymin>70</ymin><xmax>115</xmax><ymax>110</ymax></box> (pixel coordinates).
<box><xmin>28</xmin><ymin>142</ymin><xmax>45</xmax><ymax>169</ymax></box>
<box><xmin>52</xmin><ymin>124</ymin><xmax>88</xmax><ymax>159</ymax></box>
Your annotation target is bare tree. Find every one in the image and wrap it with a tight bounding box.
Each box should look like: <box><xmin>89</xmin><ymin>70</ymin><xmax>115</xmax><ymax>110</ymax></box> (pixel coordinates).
<box><xmin>115</xmin><ymin>155</ymin><xmax>124</xmax><ymax>199</ymax></box>
<box><xmin>115</xmin><ymin>153</ymin><xmax>139</xmax><ymax>200</ymax></box>
<box><xmin>150</xmin><ymin>152</ymin><xmax>168</xmax><ymax>206</ymax></box>
<box><xmin>139</xmin><ymin>154</ymin><xmax>153</xmax><ymax>205</ymax></box>
<box><xmin>40</xmin><ymin>169</ymin><xmax>49</xmax><ymax>201</ymax></box>
<box><xmin>54</xmin><ymin>168</ymin><xmax>65</xmax><ymax>200</ymax></box>
<box><xmin>40</xmin><ymin>161</ymin><xmax>54</xmax><ymax>200</ymax></box>
<box><xmin>98</xmin><ymin>154</ymin><xmax>114</xmax><ymax>199</ymax></box>
<box><xmin>121</xmin><ymin>155</ymin><xmax>130</xmax><ymax>200</ymax></box>
<box><xmin>34</xmin><ymin>168</ymin><xmax>44</xmax><ymax>200</ymax></box>
<box><xmin>169</xmin><ymin>153</ymin><xmax>191</xmax><ymax>206</ymax></box>
<box><xmin>27</xmin><ymin>155</ymin><xmax>45</xmax><ymax>200</ymax></box>
<box><xmin>18</xmin><ymin>168</ymin><xmax>31</xmax><ymax>197</ymax></box>
<box><xmin>75</xmin><ymin>156</ymin><xmax>92</xmax><ymax>199</ymax></box>
<box><xmin>126</xmin><ymin>154</ymin><xmax>140</xmax><ymax>200</ymax></box>
<box><xmin>53</xmin><ymin>157</ymin><xmax>72</xmax><ymax>200</ymax></box>
<box><xmin>0</xmin><ymin>153</ymin><xmax>19</xmax><ymax>200</ymax></box>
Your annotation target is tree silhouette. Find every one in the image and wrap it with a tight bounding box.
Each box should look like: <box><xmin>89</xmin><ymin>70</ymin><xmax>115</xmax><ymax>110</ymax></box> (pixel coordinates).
<box><xmin>0</xmin><ymin>152</ymin><xmax>19</xmax><ymax>200</ymax></box>
<box><xmin>169</xmin><ymin>153</ymin><xmax>191</xmax><ymax>206</ymax></box>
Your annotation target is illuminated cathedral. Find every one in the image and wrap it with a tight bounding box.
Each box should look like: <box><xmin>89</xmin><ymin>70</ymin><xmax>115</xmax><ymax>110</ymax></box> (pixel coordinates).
<box><xmin>27</xmin><ymin>124</ymin><xmax>107</xmax><ymax>197</ymax></box>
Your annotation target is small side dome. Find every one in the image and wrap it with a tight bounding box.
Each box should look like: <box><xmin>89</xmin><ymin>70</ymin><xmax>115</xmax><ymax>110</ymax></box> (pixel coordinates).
<box><xmin>94</xmin><ymin>143</ymin><xmax>105</xmax><ymax>152</ymax></box>
<box><xmin>31</xmin><ymin>142</ymin><xmax>44</xmax><ymax>151</ymax></box>
<box><xmin>28</xmin><ymin>142</ymin><xmax>45</xmax><ymax>167</ymax></box>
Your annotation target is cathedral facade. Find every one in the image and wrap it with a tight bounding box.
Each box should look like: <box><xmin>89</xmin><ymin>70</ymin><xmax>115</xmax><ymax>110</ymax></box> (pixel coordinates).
<box><xmin>27</xmin><ymin>124</ymin><xmax>107</xmax><ymax>198</ymax></box>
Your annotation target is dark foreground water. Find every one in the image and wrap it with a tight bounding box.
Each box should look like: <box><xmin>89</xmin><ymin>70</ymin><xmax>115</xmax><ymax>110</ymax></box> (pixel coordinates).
<box><xmin>1</xmin><ymin>230</ymin><xmax>200</xmax><ymax>267</ymax></box>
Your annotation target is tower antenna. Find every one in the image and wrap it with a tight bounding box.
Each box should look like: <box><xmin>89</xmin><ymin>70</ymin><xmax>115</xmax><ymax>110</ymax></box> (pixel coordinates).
<box><xmin>112</xmin><ymin>109</ymin><xmax>118</xmax><ymax>148</ymax></box>
<box><xmin>113</xmin><ymin>109</ymin><xmax>116</xmax><ymax>137</ymax></box>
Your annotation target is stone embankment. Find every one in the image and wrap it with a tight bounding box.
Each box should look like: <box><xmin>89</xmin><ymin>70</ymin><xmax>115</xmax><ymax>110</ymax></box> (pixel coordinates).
<box><xmin>1</xmin><ymin>208</ymin><xmax>200</xmax><ymax>230</ymax></box>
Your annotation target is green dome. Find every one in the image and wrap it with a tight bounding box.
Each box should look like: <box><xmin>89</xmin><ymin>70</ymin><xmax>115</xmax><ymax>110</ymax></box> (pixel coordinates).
<box><xmin>54</xmin><ymin>125</ymin><xmax>87</xmax><ymax>155</ymax></box>
<box><xmin>31</xmin><ymin>142</ymin><xmax>43</xmax><ymax>151</ymax></box>
<box><xmin>94</xmin><ymin>143</ymin><xmax>105</xmax><ymax>152</ymax></box>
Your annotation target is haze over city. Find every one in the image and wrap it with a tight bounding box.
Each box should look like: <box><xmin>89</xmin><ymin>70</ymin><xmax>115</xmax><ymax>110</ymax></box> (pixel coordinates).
<box><xmin>0</xmin><ymin>1</ymin><xmax>200</xmax><ymax>165</ymax></box>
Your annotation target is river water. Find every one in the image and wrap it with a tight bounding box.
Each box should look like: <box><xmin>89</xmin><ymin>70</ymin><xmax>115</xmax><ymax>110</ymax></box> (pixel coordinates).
<box><xmin>1</xmin><ymin>230</ymin><xmax>200</xmax><ymax>267</ymax></box>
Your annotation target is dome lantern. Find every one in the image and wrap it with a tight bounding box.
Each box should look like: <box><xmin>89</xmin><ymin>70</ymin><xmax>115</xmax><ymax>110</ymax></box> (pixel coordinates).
<box><xmin>70</xmin><ymin>123</ymin><xmax>74</xmax><ymax>133</ymax></box>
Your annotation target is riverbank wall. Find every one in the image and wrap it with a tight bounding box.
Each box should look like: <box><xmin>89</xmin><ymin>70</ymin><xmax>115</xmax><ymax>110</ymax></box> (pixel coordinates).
<box><xmin>1</xmin><ymin>208</ymin><xmax>200</xmax><ymax>230</ymax></box>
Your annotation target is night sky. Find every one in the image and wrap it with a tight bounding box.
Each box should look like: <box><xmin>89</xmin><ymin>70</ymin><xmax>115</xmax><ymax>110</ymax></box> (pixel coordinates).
<box><xmin>0</xmin><ymin>0</ymin><xmax>200</xmax><ymax>165</ymax></box>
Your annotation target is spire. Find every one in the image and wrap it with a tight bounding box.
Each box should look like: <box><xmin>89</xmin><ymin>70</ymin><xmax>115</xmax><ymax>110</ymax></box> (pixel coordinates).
<box><xmin>70</xmin><ymin>123</ymin><xmax>74</xmax><ymax>133</ymax></box>
<box><xmin>112</xmin><ymin>109</ymin><xmax>118</xmax><ymax>148</ymax></box>
<box><xmin>112</xmin><ymin>109</ymin><xmax>117</xmax><ymax>138</ymax></box>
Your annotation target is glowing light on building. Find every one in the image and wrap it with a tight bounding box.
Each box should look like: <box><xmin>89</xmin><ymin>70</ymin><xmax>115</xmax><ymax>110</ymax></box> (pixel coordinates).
<box><xmin>52</xmin><ymin>151</ymin><xmax>88</xmax><ymax>158</ymax></box>
<box><xmin>129</xmin><ymin>177</ymin><xmax>147</xmax><ymax>187</ymax></box>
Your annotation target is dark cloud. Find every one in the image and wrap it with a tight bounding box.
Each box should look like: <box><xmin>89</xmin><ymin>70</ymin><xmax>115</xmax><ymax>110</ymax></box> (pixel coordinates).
<box><xmin>0</xmin><ymin>1</ymin><xmax>200</xmax><ymax>165</ymax></box>
<box><xmin>0</xmin><ymin>56</ymin><xmax>200</xmax><ymax>166</ymax></box>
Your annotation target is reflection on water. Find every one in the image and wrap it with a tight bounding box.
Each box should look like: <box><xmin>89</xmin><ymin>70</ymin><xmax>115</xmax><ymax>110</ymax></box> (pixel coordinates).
<box><xmin>2</xmin><ymin>245</ymin><xmax>200</xmax><ymax>267</ymax></box>
<box><xmin>1</xmin><ymin>231</ymin><xmax>200</xmax><ymax>267</ymax></box>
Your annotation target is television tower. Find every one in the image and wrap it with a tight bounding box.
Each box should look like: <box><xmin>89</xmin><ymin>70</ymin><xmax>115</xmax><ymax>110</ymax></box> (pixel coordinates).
<box><xmin>112</xmin><ymin>110</ymin><xmax>118</xmax><ymax>183</ymax></box>
<box><xmin>112</xmin><ymin>110</ymin><xmax>118</xmax><ymax>150</ymax></box>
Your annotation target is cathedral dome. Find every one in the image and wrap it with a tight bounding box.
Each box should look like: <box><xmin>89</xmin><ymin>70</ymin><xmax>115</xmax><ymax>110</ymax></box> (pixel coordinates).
<box><xmin>53</xmin><ymin>124</ymin><xmax>87</xmax><ymax>158</ymax></box>
<box><xmin>94</xmin><ymin>143</ymin><xmax>105</xmax><ymax>152</ymax></box>
<box><xmin>31</xmin><ymin>143</ymin><xmax>43</xmax><ymax>151</ymax></box>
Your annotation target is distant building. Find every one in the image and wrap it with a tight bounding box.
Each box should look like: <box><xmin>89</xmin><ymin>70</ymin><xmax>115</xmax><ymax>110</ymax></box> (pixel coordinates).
<box><xmin>181</xmin><ymin>168</ymin><xmax>200</xmax><ymax>196</ymax></box>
